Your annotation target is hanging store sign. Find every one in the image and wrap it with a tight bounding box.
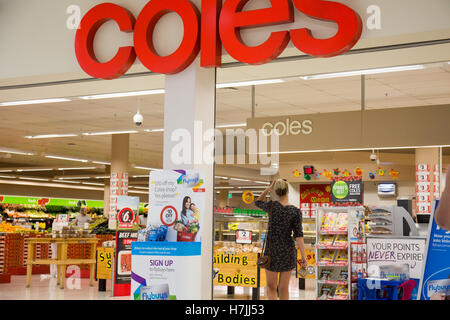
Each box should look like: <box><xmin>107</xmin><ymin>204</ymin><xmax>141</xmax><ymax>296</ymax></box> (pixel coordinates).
<box><xmin>330</xmin><ymin>176</ymin><xmax>363</xmax><ymax>206</ymax></box>
<box><xmin>75</xmin><ymin>0</ymin><xmax>362</xmax><ymax>79</ymax></box>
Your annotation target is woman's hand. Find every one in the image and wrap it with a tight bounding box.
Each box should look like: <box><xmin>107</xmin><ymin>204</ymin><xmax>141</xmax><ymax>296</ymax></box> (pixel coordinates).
<box><xmin>301</xmin><ymin>257</ymin><xmax>307</xmax><ymax>268</ymax></box>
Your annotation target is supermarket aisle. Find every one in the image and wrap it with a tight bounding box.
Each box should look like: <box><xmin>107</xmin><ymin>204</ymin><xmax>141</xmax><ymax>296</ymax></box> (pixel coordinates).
<box><xmin>0</xmin><ymin>273</ymin><xmax>315</xmax><ymax>300</ymax></box>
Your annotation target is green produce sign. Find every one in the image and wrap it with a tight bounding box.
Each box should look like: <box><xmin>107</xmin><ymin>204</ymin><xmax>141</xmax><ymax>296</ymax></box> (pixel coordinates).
<box><xmin>0</xmin><ymin>195</ymin><xmax>147</xmax><ymax>208</ymax></box>
<box><xmin>330</xmin><ymin>176</ymin><xmax>363</xmax><ymax>206</ymax></box>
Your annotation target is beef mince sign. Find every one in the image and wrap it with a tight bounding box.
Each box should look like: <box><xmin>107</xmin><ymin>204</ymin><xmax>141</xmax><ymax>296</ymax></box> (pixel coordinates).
<box><xmin>75</xmin><ymin>0</ymin><xmax>363</xmax><ymax>79</ymax></box>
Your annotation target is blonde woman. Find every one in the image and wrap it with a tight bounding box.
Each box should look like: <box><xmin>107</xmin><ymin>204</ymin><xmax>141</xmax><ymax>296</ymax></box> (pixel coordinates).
<box><xmin>255</xmin><ymin>179</ymin><xmax>308</xmax><ymax>300</ymax></box>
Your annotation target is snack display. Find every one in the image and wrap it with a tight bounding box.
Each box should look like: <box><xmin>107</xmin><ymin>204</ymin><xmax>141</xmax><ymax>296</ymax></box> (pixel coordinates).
<box><xmin>318</xmin><ymin>285</ymin><xmax>334</xmax><ymax>300</ymax></box>
<box><xmin>320</xmin><ymin>212</ymin><xmax>337</xmax><ymax>231</ymax></box>
<box><xmin>334</xmin><ymin>234</ymin><xmax>347</xmax><ymax>245</ymax></box>
<box><xmin>320</xmin><ymin>269</ymin><xmax>333</xmax><ymax>281</ymax></box>
<box><xmin>334</xmin><ymin>213</ymin><xmax>348</xmax><ymax>231</ymax></box>
<box><xmin>319</xmin><ymin>235</ymin><xmax>335</xmax><ymax>246</ymax></box>
<box><xmin>335</xmin><ymin>250</ymin><xmax>348</xmax><ymax>262</ymax></box>
<box><xmin>320</xmin><ymin>250</ymin><xmax>335</xmax><ymax>262</ymax></box>
<box><xmin>335</xmin><ymin>284</ymin><xmax>348</xmax><ymax>297</ymax></box>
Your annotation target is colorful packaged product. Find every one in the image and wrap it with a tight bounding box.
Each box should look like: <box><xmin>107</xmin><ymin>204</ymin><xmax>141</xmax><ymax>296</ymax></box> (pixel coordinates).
<box><xmin>320</xmin><ymin>212</ymin><xmax>338</xmax><ymax>231</ymax></box>
<box><xmin>335</xmin><ymin>285</ymin><xmax>348</xmax><ymax>296</ymax></box>
<box><xmin>334</xmin><ymin>212</ymin><xmax>348</xmax><ymax>231</ymax></box>
<box><xmin>320</xmin><ymin>250</ymin><xmax>335</xmax><ymax>262</ymax></box>
<box><xmin>335</xmin><ymin>250</ymin><xmax>348</xmax><ymax>262</ymax></box>
<box><xmin>320</xmin><ymin>269</ymin><xmax>333</xmax><ymax>280</ymax></box>
<box><xmin>320</xmin><ymin>235</ymin><xmax>335</xmax><ymax>246</ymax></box>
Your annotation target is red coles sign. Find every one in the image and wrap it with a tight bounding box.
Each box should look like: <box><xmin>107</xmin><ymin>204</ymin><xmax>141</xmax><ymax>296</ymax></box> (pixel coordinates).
<box><xmin>75</xmin><ymin>0</ymin><xmax>362</xmax><ymax>79</ymax></box>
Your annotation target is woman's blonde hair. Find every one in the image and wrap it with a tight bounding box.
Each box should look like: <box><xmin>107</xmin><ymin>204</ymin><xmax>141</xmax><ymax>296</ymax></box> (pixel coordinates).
<box><xmin>273</xmin><ymin>179</ymin><xmax>289</xmax><ymax>197</ymax></box>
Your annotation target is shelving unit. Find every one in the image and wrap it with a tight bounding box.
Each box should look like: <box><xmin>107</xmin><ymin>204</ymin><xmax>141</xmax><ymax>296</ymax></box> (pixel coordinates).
<box><xmin>315</xmin><ymin>206</ymin><xmax>365</xmax><ymax>300</ymax></box>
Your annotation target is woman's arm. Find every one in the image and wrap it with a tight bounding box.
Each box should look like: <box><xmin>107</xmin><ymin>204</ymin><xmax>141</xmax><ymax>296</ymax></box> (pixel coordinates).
<box><xmin>256</xmin><ymin>180</ymin><xmax>275</xmax><ymax>202</ymax></box>
<box><xmin>296</xmin><ymin>237</ymin><xmax>307</xmax><ymax>268</ymax></box>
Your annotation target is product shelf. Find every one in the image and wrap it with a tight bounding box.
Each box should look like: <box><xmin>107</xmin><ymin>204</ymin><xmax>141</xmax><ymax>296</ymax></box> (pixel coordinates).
<box><xmin>316</xmin><ymin>243</ymin><xmax>348</xmax><ymax>250</ymax></box>
<box><xmin>315</xmin><ymin>206</ymin><xmax>365</xmax><ymax>300</ymax></box>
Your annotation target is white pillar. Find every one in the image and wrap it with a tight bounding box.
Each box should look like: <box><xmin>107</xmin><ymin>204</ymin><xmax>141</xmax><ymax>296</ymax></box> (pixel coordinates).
<box><xmin>163</xmin><ymin>58</ymin><xmax>216</xmax><ymax>300</ymax></box>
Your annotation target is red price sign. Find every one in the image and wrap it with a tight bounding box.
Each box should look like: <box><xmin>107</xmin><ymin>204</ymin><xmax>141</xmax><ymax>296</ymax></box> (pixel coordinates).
<box><xmin>117</xmin><ymin>207</ymin><xmax>136</xmax><ymax>229</ymax></box>
<box><xmin>160</xmin><ymin>205</ymin><xmax>178</xmax><ymax>226</ymax></box>
<box><xmin>235</xmin><ymin>230</ymin><xmax>252</xmax><ymax>244</ymax></box>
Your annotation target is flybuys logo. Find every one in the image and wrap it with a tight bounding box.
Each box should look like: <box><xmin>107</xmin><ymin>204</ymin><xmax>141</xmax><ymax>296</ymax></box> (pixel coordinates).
<box><xmin>177</xmin><ymin>172</ymin><xmax>200</xmax><ymax>187</ymax></box>
<box><xmin>141</xmin><ymin>284</ymin><xmax>170</xmax><ymax>300</ymax></box>
<box><xmin>426</xmin><ymin>279</ymin><xmax>450</xmax><ymax>298</ymax></box>
<box><xmin>142</xmin><ymin>292</ymin><xmax>169</xmax><ymax>300</ymax></box>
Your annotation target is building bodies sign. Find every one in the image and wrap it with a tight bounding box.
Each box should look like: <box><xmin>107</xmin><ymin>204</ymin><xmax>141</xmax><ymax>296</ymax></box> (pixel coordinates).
<box><xmin>75</xmin><ymin>0</ymin><xmax>363</xmax><ymax>79</ymax></box>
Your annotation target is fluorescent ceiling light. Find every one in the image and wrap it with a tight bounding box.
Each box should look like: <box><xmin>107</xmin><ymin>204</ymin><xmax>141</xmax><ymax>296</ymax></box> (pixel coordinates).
<box><xmin>0</xmin><ymin>175</ymin><xmax>16</xmax><ymax>179</ymax></box>
<box><xmin>92</xmin><ymin>161</ymin><xmax>111</xmax><ymax>165</ymax></box>
<box><xmin>128</xmin><ymin>190</ymin><xmax>148</xmax><ymax>195</ymax></box>
<box><xmin>52</xmin><ymin>180</ymin><xmax>81</xmax><ymax>184</ymax></box>
<box><xmin>0</xmin><ymin>98</ymin><xmax>70</xmax><ymax>107</ymax></box>
<box><xmin>17</xmin><ymin>168</ymin><xmax>53</xmax><ymax>172</ymax></box>
<box><xmin>214</xmin><ymin>186</ymin><xmax>234</xmax><ymax>190</ymax></box>
<box><xmin>58</xmin><ymin>176</ymin><xmax>91</xmax><ymax>180</ymax></box>
<box><xmin>216</xmin><ymin>123</ymin><xmax>247</xmax><ymax>128</ymax></box>
<box><xmin>253</xmin><ymin>180</ymin><xmax>271</xmax><ymax>185</ymax></box>
<box><xmin>144</xmin><ymin>128</ymin><xmax>164</xmax><ymax>133</ymax></box>
<box><xmin>134</xmin><ymin>166</ymin><xmax>161</xmax><ymax>171</ymax></box>
<box><xmin>57</xmin><ymin>167</ymin><xmax>98</xmax><ymax>171</ymax></box>
<box><xmin>0</xmin><ymin>170</ymin><xmax>14</xmax><ymax>173</ymax></box>
<box><xmin>79</xmin><ymin>89</ymin><xmax>165</xmax><ymax>100</ymax></box>
<box><xmin>237</xmin><ymin>186</ymin><xmax>269</xmax><ymax>189</ymax></box>
<box><xmin>132</xmin><ymin>175</ymin><xmax>149</xmax><ymax>178</ymax></box>
<box><xmin>82</xmin><ymin>130</ymin><xmax>138</xmax><ymax>136</ymax></box>
<box><xmin>95</xmin><ymin>175</ymin><xmax>110</xmax><ymax>179</ymax></box>
<box><xmin>257</xmin><ymin>144</ymin><xmax>450</xmax><ymax>155</ymax></box>
<box><xmin>25</xmin><ymin>134</ymin><xmax>78</xmax><ymax>139</ymax></box>
<box><xmin>217</xmin><ymin>79</ymin><xmax>284</xmax><ymax>88</ymax></box>
<box><xmin>82</xmin><ymin>182</ymin><xmax>104</xmax><ymax>186</ymax></box>
<box><xmin>229</xmin><ymin>178</ymin><xmax>251</xmax><ymax>182</ymax></box>
<box><xmin>215</xmin><ymin>176</ymin><xmax>229</xmax><ymax>180</ymax></box>
<box><xmin>0</xmin><ymin>148</ymin><xmax>35</xmax><ymax>156</ymax></box>
<box><xmin>45</xmin><ymin>155</ymin><xmax>89</xmax><ymax>162</ymax></box>
<box><xmin>132</xmin><ymin>186</ymin><xmax>149</xmax><ymax>190</ymax></box>
<box><xmin>300</xmin><ymin>65</ymin><xmax>426</xmax><ymax>80</ymax></box>
<box><xmin>19</xmin><ymin>177</ymin><xmax>50</xmax><ymax>181</ymax></box>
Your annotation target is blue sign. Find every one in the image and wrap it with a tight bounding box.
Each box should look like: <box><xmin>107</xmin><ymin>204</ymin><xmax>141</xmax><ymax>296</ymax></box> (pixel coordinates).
<box><xmin>419</xmin><ymin>200</ymin><xmax>450</xmax><ymax>300</ymax></box>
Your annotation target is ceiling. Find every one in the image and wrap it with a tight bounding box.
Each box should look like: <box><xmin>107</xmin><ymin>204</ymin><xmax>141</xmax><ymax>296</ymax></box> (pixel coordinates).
<box><xmin>0</xmin><ymin>61</ymin><xmax>449</xmax><ymax>190</ymax></box>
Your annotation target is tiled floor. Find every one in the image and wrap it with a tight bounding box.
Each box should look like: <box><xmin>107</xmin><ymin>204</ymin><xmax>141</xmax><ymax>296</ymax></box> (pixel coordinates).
<box><xmin>0</xmin><ymin>272</ymin><xmax>316</xmax><ymax>300</ymax></box>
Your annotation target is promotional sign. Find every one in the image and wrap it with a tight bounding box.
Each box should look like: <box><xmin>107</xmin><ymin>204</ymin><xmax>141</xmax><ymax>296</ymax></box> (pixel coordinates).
<box><xmin>130</xmin><ymin>170</ymin><xmax>206</xmax><ymax>300</ymax></box>
<box><xmin>148</xmin><ymin>169</ymin><xmax>205</xmax><ymax>242</ymax></box>
<box><xmin>367</xmin><ymin>236</ymin><xmax>426</xmax><ymax>300</ymax></box>
<box><xmin>331</xmin><ymin>176</ymin><xmax>363</xmax><ymax>206</ymax></box>
<box><xmin>114</xmin><ymin>230</ymin><xmax>138</xmax><ymax>296</ymax></box>
<box><xmin>52</xmin><ymin>214</ymin><xmax>70</xmax><ymax>232</ymax></box>
<box><xmin>419</xmin><ymin>200</ymin><xmax>450</xmax><ymax>300</ymax></box>
<box><xmin>131</xmin><ymin>242</ymin><xmax>202</xmax><ymax>300</ymax></box>
<box><xmin>297</xmin><ymin>246</ymin><xmax>316</xmax><ymax>279</ymax></box>
<box><xmin>96</xmin><ymin>247</ymin><xmax>114</xmax><ymax>280</ymax></box>
<box><xmin>235</xmin><ymin>230</ymin><xmax>252</xmax><ymax>244</ymax></box>
<box><xmin>0</xmin><ymin>195</ymin><xmax>103</xmax><ymax>208</ymax></box>
<box><xmin>299</xmin><ymin>184</ymin><xmax>331</xmax><ymax>218</ymax></box>
<box><xmin>242</xmin><ymin>190</ymin><xmax>254</xmax><ymax>204</ymax></box>
<box><xmin>213</xmin><ymin>249</ymin><xmax>266</xmax><ymax>288</ymax></box>
<box><xmin>116</xmin><ymin>196</ymin><xmax>139</xmax><ymax>229</ymax></box>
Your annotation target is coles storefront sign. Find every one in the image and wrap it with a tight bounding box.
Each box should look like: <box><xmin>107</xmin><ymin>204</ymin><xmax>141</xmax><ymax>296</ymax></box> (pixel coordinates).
<box><xmin>75</xmin><ymin>0</ymin><xmax>363</xmax><ymax>79</ymax></box>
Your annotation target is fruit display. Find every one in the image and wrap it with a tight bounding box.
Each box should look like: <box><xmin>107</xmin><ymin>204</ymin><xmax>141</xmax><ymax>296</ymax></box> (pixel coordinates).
<box><xmin>0</xmin><ymin>221</ymin><xmax>42</xmax><ymax>234</ymax></box>
<box><xmin>89</xmin><ymin>217</ymin><xmax>115</xmax><ymax>235</ymax></box>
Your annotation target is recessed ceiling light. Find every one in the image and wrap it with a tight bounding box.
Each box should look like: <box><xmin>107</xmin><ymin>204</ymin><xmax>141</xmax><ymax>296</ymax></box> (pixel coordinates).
<box><xmin>216</xmin><ymin>79</ymin><xmax>284</xmax><ymax>88</ymax></box>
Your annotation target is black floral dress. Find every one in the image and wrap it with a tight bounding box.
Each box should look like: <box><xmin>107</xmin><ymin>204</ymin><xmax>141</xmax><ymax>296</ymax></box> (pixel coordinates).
<box><xmin>255</xmin><ymin>200</ymin><xmax>303</xmax><ymax>272</ymax></box>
